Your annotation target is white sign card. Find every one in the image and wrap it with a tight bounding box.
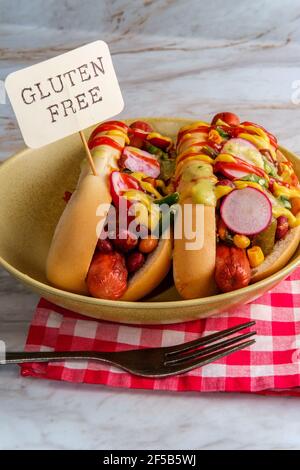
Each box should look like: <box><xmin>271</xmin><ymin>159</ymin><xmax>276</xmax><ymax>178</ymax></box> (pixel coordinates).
<box><xmin>5</xmin><ymin>40</ymin><xmax>124</xmax><ymax>148</ymax></box>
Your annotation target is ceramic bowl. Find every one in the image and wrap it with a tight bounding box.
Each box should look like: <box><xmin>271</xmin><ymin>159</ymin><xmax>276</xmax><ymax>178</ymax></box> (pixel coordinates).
<box><xmin>0</xmin><ymin>117</ymin><xmax>299</xmax><ymax>324</ymax></box>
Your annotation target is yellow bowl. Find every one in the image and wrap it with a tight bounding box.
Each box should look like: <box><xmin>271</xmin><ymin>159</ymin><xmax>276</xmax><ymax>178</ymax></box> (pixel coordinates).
<box><xmin>0</xmin><ymin>117</ymin><xmax>299</xmax><ymax>324</ymax></box>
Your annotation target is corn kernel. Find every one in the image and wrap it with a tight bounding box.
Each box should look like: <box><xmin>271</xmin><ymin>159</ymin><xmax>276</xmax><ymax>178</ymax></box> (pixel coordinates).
<box><xmin>233</xmin><ymin>234</ymin><xmax>250</xmax><ymax>249</ymax></box>
<box><xmin>247</xmin><ymin>246</ymin><xmax>265</xmax><ymax>268</ymax></box>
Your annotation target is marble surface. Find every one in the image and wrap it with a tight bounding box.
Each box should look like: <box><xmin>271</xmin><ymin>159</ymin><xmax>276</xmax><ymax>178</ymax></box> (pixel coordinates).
<box><xmin>1</xmin><ymin>0</ymin><xmax>300</xmax><ymax>450</ymax></box>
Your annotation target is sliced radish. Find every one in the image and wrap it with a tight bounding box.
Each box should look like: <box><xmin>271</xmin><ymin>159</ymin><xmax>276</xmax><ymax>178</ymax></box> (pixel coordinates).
<box><xmin>109</xmin><ymin>171</ymin><xmax>141</xmax><ymax>207</ymax></box>
<box><xmin>220</xmin><ymin>187</ymin><xmax>272</xmax><ymax>236</ymax></box>
<box><xmin>215</xmin><ymin>164</ymin><xmax>253</xmax><ymax>180</ymax></box>
<box><xmin>222</xmin><ymin>138</ymin><xmax>264</xmax><ymax>169</ymax></box>
<box><xmin>121</xmin><ymin>147</ymin><xmax>160</xmax><ymax>178</ymax></box>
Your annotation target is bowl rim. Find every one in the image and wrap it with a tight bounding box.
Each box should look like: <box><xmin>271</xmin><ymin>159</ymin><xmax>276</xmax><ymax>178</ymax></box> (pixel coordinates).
<box><xmin>1</xmin><ymin>117</ymin><xmax>300</xmax><ymax>310</ymax></box>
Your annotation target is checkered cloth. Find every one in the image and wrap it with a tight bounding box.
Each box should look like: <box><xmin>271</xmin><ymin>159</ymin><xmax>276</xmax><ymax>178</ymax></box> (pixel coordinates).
<box><xmin>21</xmin><ymin>269</ymin><xmax>300</xmax><ymax>395</ymax></box>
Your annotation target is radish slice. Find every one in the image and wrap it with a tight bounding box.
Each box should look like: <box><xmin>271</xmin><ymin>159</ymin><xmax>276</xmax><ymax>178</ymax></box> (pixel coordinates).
<box><xmin>220</xmin><ymin>187</ymin><xmax>272</xmax><ymax>236</ymax></box>
<box><xmin>217</xmin><ymin>166</ymin><xmax>252</xmax><ymax>180</ymax></box>
<box><xmin>222</xmin><ymin>138</ymin><xmax>264</xmax><ymax>169</ymax></box>
<box><xmin>121</xmin><ymin>147</ymin><xmax>160</xmax><ymax>178</ymax></box>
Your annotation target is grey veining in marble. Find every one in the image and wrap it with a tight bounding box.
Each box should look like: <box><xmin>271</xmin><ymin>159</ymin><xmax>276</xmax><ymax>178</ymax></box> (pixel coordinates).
<box><xmin>1</xmin><ymin>0</ymin><xmax>300</xmax><ymax>450</ymax></box>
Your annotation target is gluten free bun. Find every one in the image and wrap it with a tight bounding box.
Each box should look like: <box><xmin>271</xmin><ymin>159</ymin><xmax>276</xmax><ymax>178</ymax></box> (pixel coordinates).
<box><xmin>173</xmin><ymin>126</ymin><xmax>217</xmax><ymax>299</ymax></box>
<box><xmin>46</xmin><ymin>134</ymin><xmax>125</xmax><ymax>295</ymax></box>
<box><xmin>121</xmin><ymin>238</ymin><xmax>172</xmax><ymax>301</ymax></box>
<box><xmin>173</xmin><ymin>199</ymin><xmax>217</xmax><ymax>299</ymax></box>
<box><xmin>46</xmin><ymin>174</ymin><xmax>111</xmax><ymax>294</ymax></box>
<box><xmin>46</xmin><ymin>128</ymin><xmax>172</xmax><ymax>301</ymax></box>
<box><xmin>251</xmin><ymin>225</ymin><xmax>300</xmax><ymax>283</ymax></box>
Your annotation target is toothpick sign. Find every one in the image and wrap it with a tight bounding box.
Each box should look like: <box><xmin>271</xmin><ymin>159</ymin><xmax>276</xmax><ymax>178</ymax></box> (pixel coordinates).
<box><xmin>5</xmin><ymin>40</ymin><xmax>124</xmax><ymax>174</ymax></box>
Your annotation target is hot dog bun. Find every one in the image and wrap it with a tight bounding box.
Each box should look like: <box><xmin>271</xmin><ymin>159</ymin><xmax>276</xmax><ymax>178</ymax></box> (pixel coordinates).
<box><xmin>121</xmin><ymin>237</ymin><xmax>172</xmax><ymax>301</ymax></box>
<box><xmin>46</xmin><ymin>174</ymin><xmax>111</xmax><ymax>294</ymax></box>
<box><xmin>173</xmin><ymin>199</ymin><xmax>216</xmax><ymax>299</ymax></box>
<box><xmin>251</xmin><ymin>225</ymin><xmax>300</xmax><ymax>283</ymax></box>
<box><xmin>46</xmin><ymin>122</ymin><xmax>173</xmax><ymax>301</ymax></box>
<box><xmin>173</xmin><ymin>124</ymin><xmax>217</xmax><ymax>299</ymax></box>
<box><xmin>46</xmin><ymin>133</ymin><xmax>125</xmax><ymax>294</ymax></box>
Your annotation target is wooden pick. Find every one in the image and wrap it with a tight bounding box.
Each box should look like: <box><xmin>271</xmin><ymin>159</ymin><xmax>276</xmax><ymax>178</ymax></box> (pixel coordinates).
<box><xmin>79</xmin><ymin>131</ymin><xmax>98</xmax><ymax>176</ymax></box>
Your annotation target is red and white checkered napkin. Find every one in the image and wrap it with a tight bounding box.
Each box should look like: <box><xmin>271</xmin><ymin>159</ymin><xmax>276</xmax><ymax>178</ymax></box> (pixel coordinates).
<box><xmin>21</xmin><ymin>269</ymin><xmax>300</xmax><ymax>395</ymax></box>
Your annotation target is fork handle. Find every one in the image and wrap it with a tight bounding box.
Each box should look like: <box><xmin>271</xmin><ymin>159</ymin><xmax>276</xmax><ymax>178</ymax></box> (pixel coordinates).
<box><xmin>2</xmin><ymin>351</ymin><xmax>113</xmax><ymax>365</ymax></box>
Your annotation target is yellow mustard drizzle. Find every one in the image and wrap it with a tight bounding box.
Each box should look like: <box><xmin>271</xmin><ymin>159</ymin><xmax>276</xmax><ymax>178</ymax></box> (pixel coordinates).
<box><xmin>147</xmin><ymin>132</ymin><xmax>172</xmax><ymax>145</ymax></box>
<box><xmin>175</xmin><ymin>155</ymin><xmax>214</xmax><ymax>178</ymax></box>
<box><xmin>238</xmin><ymin>133</ymin><xmax>270</xmax><ymax>150</ymax></box>
<box><xmin>215</xmin><ymin>185</ymin><xmax>233</xmax><ymax>200</ymax></box>
<box><xmin>177</xmin><ymin>145</ymin><xmax>211</xmax><ymax>161</ymax></box>
<box><xmin>234</xmin><ymin>181</ymin><xmax>266</xmax><ymax>192</ymax></box>
<box><xmin>105</xmin><ymin>130</ymin><xmax>130</xmax><ymax>145</ymax></box>
<box><xmin>239</xmin><ymin>125</ymin><xmax>268</xmax><ymax>140</ymax></box>
<box><xmin>272</xmin><ymin>206</ymin><xmax>300</xmax><ymax>227</ymax></box>
<box><xmin>129</xmin><ymin>172</ymin><xmax>161</xmax><ymax>198</ymax></box>
<box><xmin>179</xmin><ymin>121</ymin><xmax>210</xmax><ymax>133</ymax></box>
<box><xmin>123</xmin><ymin>189</ymin><xmax>160</xmax><ymax>230</ymax></box>
<box><xmin>272</xmin><ymin>182</ymin><xmax>300</xmax><ymax>199</ymax></box>
<box><xmin>214</xmin><ymin>153</ymin><xmax>236</xmax><ymax>163</ymax></box>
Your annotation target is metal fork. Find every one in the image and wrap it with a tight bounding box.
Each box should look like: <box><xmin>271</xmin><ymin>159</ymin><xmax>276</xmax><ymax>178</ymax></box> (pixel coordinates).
<box><xmin>2</xmin><ymin>321</ymin><xmax>256</xmax><ymax>378</ymax></box>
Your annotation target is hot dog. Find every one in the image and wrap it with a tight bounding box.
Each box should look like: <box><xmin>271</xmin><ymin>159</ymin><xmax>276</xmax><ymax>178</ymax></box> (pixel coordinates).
<box><xmin>173</xmin><ymin>113</ymin><xmax>300</xmax><ymax>298</ymax></box>
<box><xmin>173</xmin><ymin>121</ymin><xmax>218</xmax><ymax>298</ymax></box>
<box><xmin>47</xmin><ymin>120</ymin><xmax>174</xmax><ymax>300</ymax></box>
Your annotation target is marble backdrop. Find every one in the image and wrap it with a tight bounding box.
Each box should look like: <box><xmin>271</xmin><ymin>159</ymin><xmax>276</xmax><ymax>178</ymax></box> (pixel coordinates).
<box><xmin>1</xmin><ymin>0</ymin><xmax>300</xmax><ymax>450</ymax></box>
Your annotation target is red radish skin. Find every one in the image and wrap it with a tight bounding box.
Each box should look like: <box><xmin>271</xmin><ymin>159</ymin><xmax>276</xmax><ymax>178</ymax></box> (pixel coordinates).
<box><xmin>109</xmin><ymin>171</ymin><xmax>141</xmax><ymax>207</ymax></box>
<box><xmin>215</xmin><ymin>165</ymin><xmax>253</xmax><ymax>180</ymax></box>
<box><xmin>121</xmin><ymin>147</ymin><xmax>160</xmax><ymax>178</ymax></box>
<box><xmin>214</xmin><ymin>159</ymin><xmax>265</xmax><ymax>180</ymax></box>
<box><xmin>220</xmin><ymin>187</ymin><xmax>272</xmax><ymax>236</ymax></box>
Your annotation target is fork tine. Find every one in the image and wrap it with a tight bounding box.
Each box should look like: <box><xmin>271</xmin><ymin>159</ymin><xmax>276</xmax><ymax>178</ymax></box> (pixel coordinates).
<box><xmin>164</xmin><ymin>331</ymin><xmax>256</xmax><ymax>365</ymax></box>
<box><xmin>165</xmin><ymin>320</ymin><xmax>256</xmax><ymax>356</ymax></box>
<box><xmin>162</xmin><ymin>340</ymin><xmax>256</xmax><ymax>376</ymax></box>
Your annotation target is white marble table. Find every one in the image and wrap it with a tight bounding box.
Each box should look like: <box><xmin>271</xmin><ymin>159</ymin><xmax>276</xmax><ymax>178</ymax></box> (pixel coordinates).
<box><xmin>2</xmin><ymin>0</ymin><xmax>300</xmax><ymax>450</ymax></box>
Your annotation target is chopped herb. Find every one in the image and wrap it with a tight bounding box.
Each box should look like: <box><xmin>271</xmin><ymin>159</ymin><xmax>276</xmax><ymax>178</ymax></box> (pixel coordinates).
<box><xmin>202</xmin><ymin>146</ymin><xmax>218</xmax><ymax>159</ymax></box>
<box><xmin>144</xmin><ymin>141</ymin><xmax>174</xmax><ymax>181</ymax></box>
<box><xmin>145</xmin><ymin>141</ymin><xmax>168</xmax><ymax>160</ymax></box>
<box><xmin>159</xmin><ymin>158</ymin><xmax>176</xmax><ymax>181</ymax></box>
<box><xmin>240</xmin><ymin>173</ymin><xmax>268</xmax><ymax>188</ymax></box>
<box><xmin>154</xmin><ymin>192</ymin><xmax>179</xmax><ymax>206</ymax></box>
<box><xmin>278</xmin><ymin>195</ymin><xmax>292</xmax><ymax>210</ymax></box>
<box><xmin>216</xmin><ymin>127</ymin><xmax>230</xmax><ymax>139</ymax></box>
<box><xmin>262</xmin><ymin>156</ymin><xmax>278</xmax><ymax>177</ymax></box>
